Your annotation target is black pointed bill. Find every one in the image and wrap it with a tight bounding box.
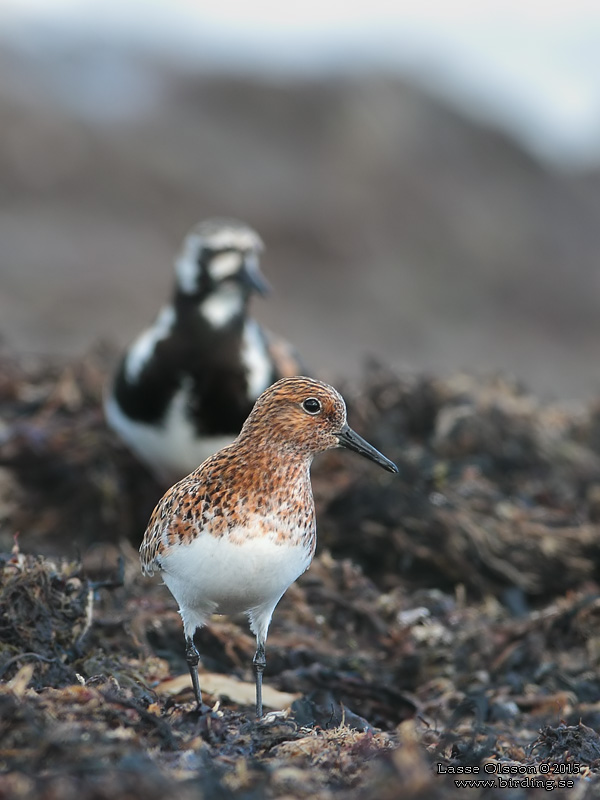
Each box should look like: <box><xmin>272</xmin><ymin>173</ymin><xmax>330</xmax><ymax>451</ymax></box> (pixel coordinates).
<box><xmin>337</xmin><ymin>424</ymin><xmax>399</xmax><ymax>474</ymax></box>
<box><xmin>241</xmin><ymin>254</ymin><xmax>271</xmax><ymax>296</ymax></box>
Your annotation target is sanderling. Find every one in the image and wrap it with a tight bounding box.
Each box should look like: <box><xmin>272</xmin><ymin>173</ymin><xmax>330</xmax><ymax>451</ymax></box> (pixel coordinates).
<box><xmin>139</xmin><ymin>376</ymin><xmax>398</xmax><ymax>717</ymax></box>
<box><xmin>106</xmin><ymin>218</ymin><xmax>303</xmax><ymax>483</ymax></box>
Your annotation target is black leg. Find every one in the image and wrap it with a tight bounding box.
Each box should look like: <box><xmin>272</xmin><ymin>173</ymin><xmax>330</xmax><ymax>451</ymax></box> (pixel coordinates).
<box><xmin>253</xmin><ymin>641</ymin><xmax>266</xmax><ymax>718</ymax></box>
<box><xmin>185</xmin><ymin>635</ymin><xmax>202</xmax><ymax>709</ymax></box>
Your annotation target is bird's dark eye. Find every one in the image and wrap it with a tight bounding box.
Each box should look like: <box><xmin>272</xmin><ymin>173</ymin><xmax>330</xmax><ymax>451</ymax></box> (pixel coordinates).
<box><xmin>302</xmin><ymin>398</ymin><xmax>321</xmax><ymax>415</ymax></box>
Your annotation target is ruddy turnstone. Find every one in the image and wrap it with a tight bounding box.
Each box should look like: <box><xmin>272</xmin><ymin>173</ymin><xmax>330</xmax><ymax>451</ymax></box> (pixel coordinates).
<box><xmin>105</xmin><ymin>218</ymin><xmax>303</xmax><ymax>483</ymax></box>
<box><xmin>140</xmin><ymin>376</ymin><xmax>398</xmax><ymax>717</ymax></box>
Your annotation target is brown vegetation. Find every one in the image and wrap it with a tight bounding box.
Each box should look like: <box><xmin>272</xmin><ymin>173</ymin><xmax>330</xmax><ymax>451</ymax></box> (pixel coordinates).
<box><xmin>1</xmin><ymin>349</ymin><xmax>600</xmax><ymax>797</ymax></box>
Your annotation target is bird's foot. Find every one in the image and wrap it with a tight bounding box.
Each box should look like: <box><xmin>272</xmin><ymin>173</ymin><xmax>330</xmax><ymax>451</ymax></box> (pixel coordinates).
<box><xmin>186</xmin><ymin>700</ymin><xmax>213</xmax><ymax>716</ymax></box>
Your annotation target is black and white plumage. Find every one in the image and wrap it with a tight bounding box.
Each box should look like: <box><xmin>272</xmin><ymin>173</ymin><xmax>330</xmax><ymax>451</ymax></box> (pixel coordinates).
<box><xmin>105</xmin><ymin>218</ymin><xmax>304</xmax><ymax>483</ymax></box>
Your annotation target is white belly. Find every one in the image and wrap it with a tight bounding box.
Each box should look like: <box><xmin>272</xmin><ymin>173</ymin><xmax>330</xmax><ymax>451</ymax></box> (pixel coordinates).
<box><xmin>160</xmin><ymin>531</ymin><xmax>312</xmax><ymax>636</ymax></box>
<box><xmin>105</xmin><ymin>390</ymin><xmax>232</xmax><ymax>483</ymax></box>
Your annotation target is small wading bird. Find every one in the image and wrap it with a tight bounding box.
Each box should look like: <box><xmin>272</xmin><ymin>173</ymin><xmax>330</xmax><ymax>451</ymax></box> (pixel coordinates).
<box><xmin>139</xmin><ymin>376</ymin><xmax>398</xmax><ymax>717</ymax></box>
<box><xmin>105</xmin><ymin>218</ymin><xmax>303</xmax><ymax>484</ymax></box>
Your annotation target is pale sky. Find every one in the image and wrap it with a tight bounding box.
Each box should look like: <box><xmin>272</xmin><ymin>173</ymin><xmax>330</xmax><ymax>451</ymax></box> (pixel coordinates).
<box><xmin>2</xmin><ymin>0</ymin><xmax>600</xmax><ymax>169</ymax></box>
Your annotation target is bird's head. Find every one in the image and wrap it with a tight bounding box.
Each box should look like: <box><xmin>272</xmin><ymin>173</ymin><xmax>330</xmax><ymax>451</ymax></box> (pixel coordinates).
<box><xmin>240</xmin><ymin>376</ymin><xmax>399</xmax><ymax>473</ymax></box>
<box><xmin>174</xmin><ymin>218</ymin><xmax>269</xmax><ymax>327</ymax></box>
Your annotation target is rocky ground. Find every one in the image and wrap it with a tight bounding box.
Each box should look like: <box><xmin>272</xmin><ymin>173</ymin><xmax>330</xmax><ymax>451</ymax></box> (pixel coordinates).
<box><xmin>1</xmin><ymin>347</ymin><xmax>600</xmax><ymax>798</ymax></box>
<box><xmin>2</xmin><ymin>44</ymin><xmax>600</xmax><ymax>399</ymax></box>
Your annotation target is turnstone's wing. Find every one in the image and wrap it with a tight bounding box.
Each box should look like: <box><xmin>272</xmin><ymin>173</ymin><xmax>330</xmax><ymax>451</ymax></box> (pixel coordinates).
<box><xmin>263</xmin><ymin>329</ymin><xmax>306</xmax><ymax>379</ymax></box>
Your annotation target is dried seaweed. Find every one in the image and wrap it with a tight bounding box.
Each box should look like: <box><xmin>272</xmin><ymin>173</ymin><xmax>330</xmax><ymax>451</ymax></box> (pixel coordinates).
<box><xmin>1</xmin><ymin>349</ymin><xmax>600</xmax><ymax>798</ymax></box>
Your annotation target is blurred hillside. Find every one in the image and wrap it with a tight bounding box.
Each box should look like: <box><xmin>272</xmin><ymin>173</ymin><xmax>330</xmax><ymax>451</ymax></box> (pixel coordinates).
<box><xmin>1</xmin><ymin>42</ymin><xmax>600</xmax><ymax>398</ymax></box>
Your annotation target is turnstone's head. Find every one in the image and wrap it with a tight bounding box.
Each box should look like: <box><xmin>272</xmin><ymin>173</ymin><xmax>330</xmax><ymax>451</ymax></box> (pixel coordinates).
<box><xmin>175</xmin><ymin>218</ymin><xmax>269</xmax><ymax>299</ymax></box>
<box><xmin>239</xmin><ymin>376</ymin><xmax>399</xmax><ymax>472</ymax></box>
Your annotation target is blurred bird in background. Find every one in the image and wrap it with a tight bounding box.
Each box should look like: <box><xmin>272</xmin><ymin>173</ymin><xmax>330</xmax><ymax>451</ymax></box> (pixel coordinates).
<box><xmin>105</xmin><ymin>218</ymin><xmax>304</xmax><ymax>483</ymax></box>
